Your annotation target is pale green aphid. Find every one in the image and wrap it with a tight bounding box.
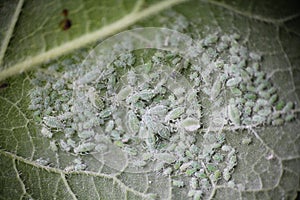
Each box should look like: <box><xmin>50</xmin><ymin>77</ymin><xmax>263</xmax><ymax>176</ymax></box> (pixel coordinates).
<box><xmin>227</xmin><ymin>180</ymin><xmax>235</xmax><ymax>188</ymax></box>
<box><xmin>193</xmin><ymin>190</ymin><xmax>203</xmax><ymax>200</ymax></box>
<box><xmin>223</xmin><ymin>167</ymin><xmax>231</xmax><ymax>181</ymax></box>
<box><xmin>226</xmin><ymin>77</ymin><xmax>242</xmax><ymax>87</ymax></box>
<box><xmin>242</xmin><ymin>137</ymin><xmax>252</xmax><ymax>145</ymax></box>
<box><xmin>221</xmin><ymin>145</ymin><xmax>232</xmax><ymax>152</ymax></box>
<box><xmin>231</xmin><ymin>87</ymin><xmax>242</xmax><ymax>96</ymax></box>
<box><xmin>105</xmin><ymin>120</ymin><xmax>114</xmax><ymax>133</ymax></box>
<box><xmin>43</xmin><ymin>116</ymin><xmax>64</xmax><ymax>129</ymax></box>
<box><xmin>173</xmin><ymin>180</ymin><xmax>184</xmax><ymax>188</ymax></box>
<box><xmin>269</xmin><ymin>94</ymin><xmax>278</xmax><ymax>105</ymax></box>
<box><xmin>210</xmin><ymin>78</ymin><xmax>222</xmax><ymax>100</ymax></box>
<box><xmin>165</xmin><ymin>107</ymin><xmax>185</xmax><ymax>122</ymax></box>
<box><xmin>190</xmin><ymin>177</ymin><xmax>198</xmax><ymax>189</ymax></box>
<box><xmin>139</xmin><ymin>89</ymin><xmax>156</xmax><ymax>101</ymax></box>
<box><xmin>272</xmin><ymin>118</ymin><xmax>284</xmax><ymax>126</ymax></box>
<box><xmin>258</xmin><ymin>91</ymin><xmax>270</xmax><ymax>99</ymax></box>
<box><xmin>59</xmin><ymin>139</ymin><xmax>71</xmax><ymax>152</ymax></box>
<box><xmin>74</xmin><ymin>142</ymin><xmax>95</xmax><ymax>154</ymax></box>
<box><xmin>127</xmin><ymin>110</ymin><xmax>140</xmax><ymax>134</ymax></box>
<box><xmin>257</xmin><ymin>108</ymin><xmax>271</xmax><ymax>117</ymax></box>
<box><xmin>180</xmin><ymin>117</ymin><xmax>200</xmax><ymax>132</ymax></box>
<box><xmin>245</xmin><ymin>93</ymin><xmax>257</xmax><ymax>101</ymax></box>
<box><xmin>285</xmin><ymin>114</ymin><xmax>295</xmax><ymax>122</ymax></box>
<box><xmin>282</xmin><ymin>101</ymin><xmax>293</xmax><ymax>113</ymax></box>
<box><xmin>99</xmin><ymin>107</ymin><xmax>113</xmax><ymax>118</ymax></box>
<box><xmin>78</xmin><ymin>130</ymin><xmax>94</xmax><ymax>139</ymax></box>
<box><xmin>228</xmin><ymin>104</ymin><xmax>240</xmax><ymax>125</ymax></box>
<box><xmin>67</xmin><ymin>138</ymin><xmax>76</xmax><ymax>147</ymax></box>
<box><xmin>95</xmin><ymin>143</ymin><xmax>108</xmax><ymax>153</ymax></box>
<box><xmin>117</xmin><ymin>86</ymin><xmax>132</xmax><ymax>101</ymax></box>
<box><xmin>155</xmin><ymin>153</ymin><xmax>177</xmax><ymax>164</ymax></box>
<box><xmin>163</xmin><ymin>167</ymin><xmax>173</xmax><ymax>176</ymax></box>
<box><xmin>157</xmin><ymin>126</ymin><xmax>170</xmax><ymax>139</ymax></box>
<box><xmin>180</xmin><ymin>161</ymin><xmax>192</xmax><ymax>172</ymax></box>
<box><xmin>41</xmin><ymin>126</ymin><xmax>53</xmax><ymax>138</ymax></box>
<box><xmin>49</xmin><ymin>140</ymin><xmax>58</xmax><ymax>152</ymax></box>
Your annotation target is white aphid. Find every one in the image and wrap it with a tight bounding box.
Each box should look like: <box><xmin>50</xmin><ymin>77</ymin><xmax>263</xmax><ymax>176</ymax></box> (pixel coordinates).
<box><xmin>126</xmin><ymin>110</ymin><xmax>140</xmax><ymax>134</ymax></box>
<box><xmin>210</xmin><ymin>78</ymin><xmax>222</xmax><ymax>100</ymax></box>
<box><xmin>49</xmin><ymin>140</ymin><xmax>58</xmax><ymax>152</ymax></box>
<box><xmin>41</xmin><ymin>126</ymin><xmax>53</xmax><ymax>138</ymax></box>
<box><xmin>173</xmin><ymin>180</ymin><xmax>184</xmax><ymax>188</ymax></box>
<box><xmin>226</xmin><ymin>77</ymin><xmax>242</xmax><ymax>87</ymax></box>
<box><xmin>165</xmin><ymin>107</ymin><xmax>185</xmax><ymax>122</ymax></box>
<box><xmin>43</xmin><ymin>116</ymin><xmax>64</xmax><ymax>128</ymax></box>
<box><xmin>74</xmin><ymin>142</ymin><xmax>95</xmax><ymax>154</ymax></box>
<box><xmin>78</xmin><ymin>130</ymin><xmax>94</xmax><ymax>139</ymax></box>
<box><xmin>117</xmin><ymin>86</ymin><xmax>132</xmax><ymax>101</ymax></box>
<box><xmin>228</xmin><ymin>104</ymin><xmax>240</xmax><ymax>125</ymax></box>
<box><xmin>180</xmin><ymin>117</ymin><xmax>200</xmax><ymax>132</ymax></box>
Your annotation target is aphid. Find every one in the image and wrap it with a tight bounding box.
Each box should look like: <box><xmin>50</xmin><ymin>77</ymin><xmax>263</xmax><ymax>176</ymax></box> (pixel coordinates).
<box><xmin>266</xmin><ymin>153</ymin><xmax>274</xmax><ymax>160</ymax></box>
<box><xmin>157</xmin><ymin>126</ymin><xmax>170</xmax><ymax>139</ymax></box>
<box><xmin>228</xmin><ymin>104</ymin><xmax>240</xmax><ymax>125</ymax></box>
<box><xmin>246</xmin><ymin>84</ymin><xmax>256</xmax><ymax>93</ymax></box>
<box><xmin>221</xmin><ymin>145</ymin><xmax>232</xmax><ymax>152</ymax></box>
<box><xmin>231</xmin><ymin>87</ymin><xmax>242</xmax><ymax>96</ymax></box>
<box><xmin>275</xmin><ymin>100</ymin><xmax>285</xmax><ymax>110</ymax></box>
<box><xmin>105</xmin><ymin>120</ymin><xmax>114</xmax><ymax>133</ymax></box>
<box><xmin>66</xmin><ymin>138</ymin><xmax>76</xmax><ymax>147</ymax></box>
<box><xmin>95</xmin><ymin>143</ymin><xmax>109</xmax><ymax>153</ymax></box>
<box><xmin>211</xmin><ymin>170</ymin><xmax>221</xmax><ymax>182</ymax></box>
<box><xmin>172</xmin><ymin>180</ymin><xmax>184</xmax><ymax>188</ymax></box>
<box><xmin>227</xmin><ymin>180</ymin><xmax>235</xmax><ymax>188</ymax></box>
<box><xmin>126</xmin><ymin>110</ymin><xmax>140</xmax><ymax>134</ymax></box>
<box><xmin>180</xmin><ymin>117</ymin><xmax>200</xmax><ymax>132</ymax></box>
<box><xmin>249</xmin><ymin>52</ymin><xmax>261</xmax><ymax>61</ymax></box>
<box><xmin>163</xmin><ymin>167</ymin><xmax>173</xmax><ymax>176</ymax></box>
<box><xmin>35</xmin><ymin>158</ymin><xmax>50</xmax><ymax>166</ymax></box>
<box><xmin>285</xmin><ymin>113</ymin><xmax>295</xmax><ymax>122</ymax></box>
<box><xmin>74</xmin><ymin>163</ymin><xmax>87</xmax><ymax>171</ymax></box>
<box><xmin>189</xmin><ymin>177</ymin><xmax>198</xmax><ymax>190</ymax></box>
<box><xmin>226</xmin><ymin>77</ymin><xmax>242</xmax><ymax>87</ymax></box>
<box><xmin>64</xmin><ymin>165</ymin><xmax>75</xmax><ymax>172</ymax></box>
<box><xmin>258</xmin><ymin>91</ymin><xmax>270</xmax><ymax>100</ymax></box>
<box><xmin>212</xmin><ymin>153</ymin><xmax>224</xmax><ymax>162</ymax></box>
<box><xmin>74</xmin><ymin>142</ymin><xmax>95</xmax><ymax>154</ymax></box>
<box><xmin>258</xmin><ymin>108</ymin><xmax>271</xmax><ymax>117</ymax></box>
<box><xmin>78</xmin><ymin>130</ymin><xmax>94</xmax><ymax>139</ymax></box>
<box><xmin>99</xmin><ymin>107</ymin><xmax>113</xmax><ymax>118</ymax></box>
<box><xmin>179</xmin><ymin>161</ymin><xmax>192</xmax><ymax>172</ymax></box>
<box><xmin>49</xmin><ymin>140</ymin><xmax>58</xmax><ymax>152</ymax></box>
<box><xmin>155</xmin><ymin>153</ymin><xmax>177</xmax><ymax>164</ymax></box>
<box><xmin>282</xmin><ymin>101</ymin><xmax>293</xmax><ymax>113</ymax></box>
<box><xmin>60</xmin><ymin>139</ymin><xmax>71</xmax><ymax>152</ymax></box>
<box><xmin>242</xmin><ymin>137</ymin><xmax>252</xmax><ymax>145</ymax></box>
<box><xmin>165</xmin><ymin>107</ymin><xmax>185</xmax><ymax>122</ymax></box>
<box><xmin>139</xmin><ymin>89</ymin><xmax>156</xmax><ymax>101</ymax></box>
<box><xmin>193</xmin><ymin>190</ymin><xmax>203</xmax><ymax>200</ymax></box>
<box><xmin>210</xmin><ymin>78</ymin><xmax>222</xmax><ymax>100</ymax></box>
<box><xmin>43</xmin><ymin>116</ymin><xmax>64</xmax><ymax>128</ymax></box>
<box><xmin>223</xmin><ymin>168</ymin><xmax>231</xmax><ymax>181</ymax></box>
<box><xmin>117</xmin><ymin>86</ymin><xmax>132</xmax><ymax>101</ymax></box>
<box><xmin>41</xmin><ymin>126</ymin><xmax>53</xmax><ymax>138</ymax></box>
<box><xmin>272</xmin><ymin>118</ymin><xmax>284</xmax><ymax>126</ymax></box>
<box><xmin>194</xmin><ymin>169</ymin><xmax>207</xmax><ymax>179</ymax></box>
<box><xmin>252</xmin><ymin>115</ymin><xmax>266</xmax><ymax>124</ymax></box>
<box><xmin>269</xmin><ymin>94</ymin><xmax>278</xmax><ymax>105</ymax></box>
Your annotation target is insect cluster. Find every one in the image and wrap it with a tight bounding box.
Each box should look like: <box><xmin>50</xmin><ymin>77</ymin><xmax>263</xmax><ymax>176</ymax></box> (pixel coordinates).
<box><xmin>188</xmin><ymin>32</ymin><xmax>296</xmax><ymax>129</ymax></box>
<box><xmin>28</xmin><ymin>18</ymin><xmax>298</xmax><ymax>199</ymax></box>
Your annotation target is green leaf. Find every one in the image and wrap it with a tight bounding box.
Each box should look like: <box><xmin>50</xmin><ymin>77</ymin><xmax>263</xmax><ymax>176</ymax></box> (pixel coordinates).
<box><xmin>1</xmin><ymin>0</ymin><xmax>300</xmax><ymax>200</ymax></box>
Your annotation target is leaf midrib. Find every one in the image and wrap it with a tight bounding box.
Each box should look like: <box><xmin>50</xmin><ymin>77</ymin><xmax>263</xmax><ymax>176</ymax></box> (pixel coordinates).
<box><xmin>0</xmin><ymin>0</ymin><xmax>188</xmax><ymax>81</ymax></box>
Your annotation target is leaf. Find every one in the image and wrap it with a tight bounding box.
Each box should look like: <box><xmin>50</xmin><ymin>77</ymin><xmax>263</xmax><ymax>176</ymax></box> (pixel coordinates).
<box><xmin>0</xmin><ymin>0</ymin><xmax>187</xmax><ymax>81</ymax></box>
<box><xmin>1</xmin><ymin>0</ymin><xmax>300</xmax><ymax>200</ymax></box>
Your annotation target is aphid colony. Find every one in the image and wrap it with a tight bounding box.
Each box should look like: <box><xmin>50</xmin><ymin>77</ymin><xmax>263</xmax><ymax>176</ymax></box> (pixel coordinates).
<box><xmin>188</xmin><ymin>32</ymin><xmax>296</xmax><ymax>129</ymax></box>
<box><xmin>28</xmin><ymin>26</ymin><xmax>297</xmax><ymax>199</ymax></box>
